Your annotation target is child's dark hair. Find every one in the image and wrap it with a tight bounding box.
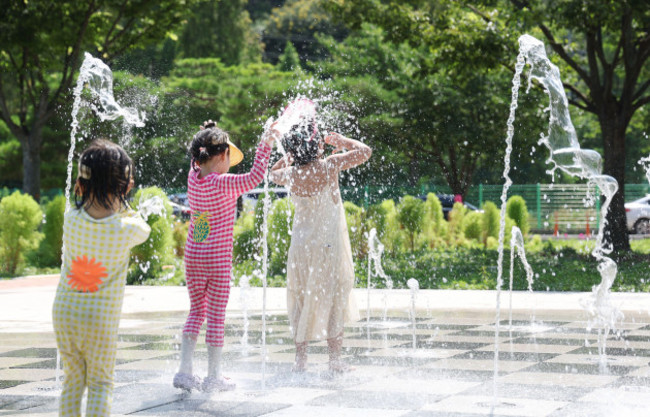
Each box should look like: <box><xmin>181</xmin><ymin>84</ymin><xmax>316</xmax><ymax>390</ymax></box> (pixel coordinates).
<box><xmin>189</xmin><ymin>121</ymin><xmax>230</xmax><ymax>171</ymax></box>
<box><xmin>281</xmin><ymin>121</ymin><xmax>320</xmax><ymax>166</ymax></box>
<box><xmin>74</xmin><ymin>139</ymin><xmax>134</xmax><ymax>211</ymax></box>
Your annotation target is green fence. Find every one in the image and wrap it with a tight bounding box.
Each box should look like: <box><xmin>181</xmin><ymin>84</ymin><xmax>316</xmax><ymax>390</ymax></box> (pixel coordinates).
<box><xmin>7</xmin><ymin>182</ymin><xmax>650</xmax><ymax>234</ymax></box>
<box><xmin>341</xmin><ymin>183</ymin><xmax>650</xmax><ymax>234</ymax></box>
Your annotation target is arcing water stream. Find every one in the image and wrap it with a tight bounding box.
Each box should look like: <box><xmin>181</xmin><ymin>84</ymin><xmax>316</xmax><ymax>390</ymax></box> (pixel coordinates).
<box><xmin>493</xmin><ymin>34</ymin><xmax>622</xmax><ymax>406</ymax></box>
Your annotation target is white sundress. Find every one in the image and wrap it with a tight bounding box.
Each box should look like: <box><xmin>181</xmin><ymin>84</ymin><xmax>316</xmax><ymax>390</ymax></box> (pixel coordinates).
<box><xmin>286</xmin><ymin>163</ymin><xmax>360</xmax><ymax>343</ymax></box>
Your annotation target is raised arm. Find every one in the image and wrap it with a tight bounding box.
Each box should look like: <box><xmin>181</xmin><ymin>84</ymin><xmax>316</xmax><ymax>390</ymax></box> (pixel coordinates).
<box><xmin>324</xmin><ymin>132</ymin><xmax>372</xmax><ymax>172</ymax></box>
<box><xmin>212</xmin><ymin>123</ymin><xmax>279</xmax><ymax>196</ymax></box>
<box><xmin>270</xmin><ymin>154</ymin><xmax>293</xmax><ymax>186</ymax></box>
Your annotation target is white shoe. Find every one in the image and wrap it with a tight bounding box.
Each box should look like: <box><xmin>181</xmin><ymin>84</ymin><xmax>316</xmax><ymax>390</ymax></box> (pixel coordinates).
<box><xmin>202</xmin><ymin>375</ymin><xmax>236</xmax><ymax>392</ymax></box>
<box><xmin>173</xmin><ymin>372</ymin><xmax>201</xmax><ymax>392</ymax></box>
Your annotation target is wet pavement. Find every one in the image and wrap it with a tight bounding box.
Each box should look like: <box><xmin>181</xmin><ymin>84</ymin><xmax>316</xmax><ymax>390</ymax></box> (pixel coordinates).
<box><xmin>1</xmin><ymin>275</ymin><xmax>650</xmax><ymax>416</ymax></box>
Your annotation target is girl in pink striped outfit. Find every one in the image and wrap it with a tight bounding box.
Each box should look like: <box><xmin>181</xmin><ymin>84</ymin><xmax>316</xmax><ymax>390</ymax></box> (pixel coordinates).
<box><xmin>174</xmin><ymin>120</ymin><xmax>278</xmax><ymax>392</ymax></box>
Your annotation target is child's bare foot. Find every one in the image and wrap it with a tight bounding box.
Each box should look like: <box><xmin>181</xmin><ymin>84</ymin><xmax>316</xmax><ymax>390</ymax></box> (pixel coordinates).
<box><xmin>328</xmin><ymin>360</ymin><xmax>354</xmax><ymax>373</ymax></box>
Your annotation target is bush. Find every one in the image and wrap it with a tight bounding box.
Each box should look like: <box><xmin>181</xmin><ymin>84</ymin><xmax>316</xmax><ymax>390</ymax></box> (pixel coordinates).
<box><xmin>481</xmin><ymin>201</ymin><xmax>500</xmax><ymax>247</ymax></box>
<box><xmin>129</xmin><ymin>187</ymin><xmax>173</xmax><ymax>284</ymax></box>
<box><xmin>0</xmin><ymin>191</ymin><xmax>43</xmax><ymax>275</ymax></box>
<box><xmin>506</xmin><ymin>195</ymin><xmax>530</xmax><ymax>236</ymax></box>
<box><xmin>447</xmin><ymin>202</ymin><xmax>468</xmax><ymax>243</ymax></box>
<box><xmin>380</xmin><ymin>199</ymin><xmax>405</xmax><ymax>253</ymax></box>
<box><xmin>171</xmin><ymin>219</ymin><xmax>189</xmax><ymax>258</ymax></box>
<box><xmin>268</xmin><ymin>197</ymin><xmax>294</xmax><ymax>276</ymax></box>
<box><xmin>365</xmin><ymin>202</ymin><xmax>387</xmax><ymax>240</ymax></box>
<box><xmin>425</xmin><ymin>193</ymin><xmax>446</xmax><ymax>237</ymax></box>
<box><xmin>33</xmin><ymin>195</ymin><xmax>66</xmax><ymax>267</ymax></box>
<box><xmin>462</xmin><ymin>210</ymin><xmax>483</xmax><ymax>241</ymax></box>
<box><xmin>234</xmin><ymin>211</ymin><xmax>256</xmax><ymax>262</ymax></box>
<box><xmin>344</xmin><ymin>201</ymin><xmax>366</xmax><ymax>259</ymax></box>
<box><xmin>397</xmin><ymin>195</ymin><xmax>425</xmax><ymax>251</ymax></box>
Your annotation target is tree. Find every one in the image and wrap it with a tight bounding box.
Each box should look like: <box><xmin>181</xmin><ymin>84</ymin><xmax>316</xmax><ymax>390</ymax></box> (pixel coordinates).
<box><xmin>317</xmin><ymin>22</ymin><xmax>545</xmax><ymax>194</ymax></box>
<box><xmin>325</xmin><ymin>0</ymin><xmax>650</xmax><ymax>251</ymax></box>
<box><xmin>179</xmin><ymin>0</ymin><xmax>262</xmax><ymax>65</ymax></box>
<box><xmin>0</xmin><ymin>0</ymin><xmax>196</xmax><ymax>199</ymax></box>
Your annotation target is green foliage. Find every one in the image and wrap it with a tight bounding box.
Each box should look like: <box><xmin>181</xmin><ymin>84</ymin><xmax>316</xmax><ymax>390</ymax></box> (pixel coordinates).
<box><xmin>171</xmin><ymin>220</ymin><xmax>189</xmax><ymax>258</ymax></box>
<box><xmin>32</xmin><ymin>195</ymin><xmax>66</xmax><ymax>267</ymax></box>
<box><xmin>0</xmin><ymin>0</ymin><xmax>199</xmax><ymax>197</ymax></box>
<box><xmin>268</xmin><ymin>198</ymin><xmax>294</xmax><ymax>276</ymax></box>
<box><xmin>396</xmin><ymin>195</ymin><xmax>425</xmax><ymax>251</ymax></box>
<box><xmin>462</xmin><ymin>210</ymin><xmax>483</xmax><ymax>241</ymax></box>
<box><xmin>379</xmin><ymin>199</ymin><xmax>405</xmax><ymax>253</ymax></box>
<box><xmin>448</xmin><ymin>202</ymin><xmax>468</xmax><ymax>241</ymax></box>
<box><xmin>165</xmin><ymin>59</ymin><xmax>300</xmax><ymax>155</ymax></box>
<box><xmin>422</xmin><ymin>193</ymin><xmax>448</xmax><ymax>248</ymax></box>
<box><xmin>179</xmin><ymin>0</ymin><xmax>261</xmax><ymax>65</ymax></box>
<box><xmin>365</xmin><ymin>202</ymin><xmax>387</xmax><ymax>240</ymax></box>
<box><xmin>234</xmin><ymin>211</ymin><xmax>257</xmax><ymax>263</ymax></box>
<box><xmin>344</xmin><ymin>201</ymin><xmax>365</xmax><ymax>259</ymax></box>
<box><xmin>0</xmin><ymin>191</ymin><xmax>43</xmax><ymax>275</ymax></box>
<box><xmin>481</xmin><ymin>201</ymin><xmax>500</xmax><ymax>247</ymax></box>
<box><xmin>277</xmin><ymin>41</ymin><xmax>302</xmax><ymax>72</ymax></box>
<box><xmin>507</xmin><ymin>195</ymin><xmax>530</xmax><ymax>236</ymax></box>
<box><xmin>264</xmin><ymin>0</ymin><xmax>347</xmax><ymax>64</ymax></box>
<box><xmin>129</xmin><ymin>187</ymin><xmax>173</xmax><ymax>284</ymax></box>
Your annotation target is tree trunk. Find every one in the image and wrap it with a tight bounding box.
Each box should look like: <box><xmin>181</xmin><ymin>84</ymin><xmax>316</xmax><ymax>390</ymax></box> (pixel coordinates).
<box><xmin>21</xmin><ymin>131</ymin><xmax>43</xmax><ymax>201</ymax></box>
<box><xmin>600</xmin><ymin>112</ymin><xmax>631</xmax><ymax>252</ymax></box>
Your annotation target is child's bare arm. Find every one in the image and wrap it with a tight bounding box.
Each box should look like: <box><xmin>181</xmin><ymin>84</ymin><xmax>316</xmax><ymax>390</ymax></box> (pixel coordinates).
<box><xmin>270</xmin><ymin>154</ymin><xmax>293</xmax><ymax>185</ymax></box>
<box><xmin>325</xmin><ymin>132</ymin><xmax>372</xmax><ymax>171</ymax></box>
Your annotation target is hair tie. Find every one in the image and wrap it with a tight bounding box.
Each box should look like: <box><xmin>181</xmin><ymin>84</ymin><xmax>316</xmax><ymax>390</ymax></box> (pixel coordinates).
<box><xmin>199</xmin><ymin>147</ymin><xmax>207</xmax><ymax>153</ymax></box>
<box><xmin>79</xmin><ymin>162</ymin><xmax>91</xmax><ymax>180</ymax></box>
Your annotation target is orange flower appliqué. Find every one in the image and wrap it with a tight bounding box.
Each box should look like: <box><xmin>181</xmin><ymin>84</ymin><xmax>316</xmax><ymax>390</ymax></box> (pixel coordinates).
<box><xmin>67</xmin><ymin>255</ymin><xmax>108</xmax><ymax>293</ymax></box>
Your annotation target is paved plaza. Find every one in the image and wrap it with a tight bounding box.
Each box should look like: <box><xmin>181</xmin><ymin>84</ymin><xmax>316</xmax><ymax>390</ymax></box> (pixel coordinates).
<box><xmin>1</xmin><ymin>275</ymin><xmax>650</xmax><ymax>416</ymax></box>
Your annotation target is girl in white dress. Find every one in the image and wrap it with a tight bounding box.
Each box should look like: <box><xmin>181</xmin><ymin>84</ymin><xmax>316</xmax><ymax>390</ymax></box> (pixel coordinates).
<box><xmin>270</xmin><ymin>122</ymin><xmax>371</xmax><ymax>372</ymax></box>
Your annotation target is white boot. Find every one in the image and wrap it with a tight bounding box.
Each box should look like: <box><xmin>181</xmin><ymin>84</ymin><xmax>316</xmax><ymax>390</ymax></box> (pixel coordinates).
<box><xmin>173</xmin><ymin>333</ymin><xmax>201</xmax><ymax>391</ymax></box>
<box><xmin>202</xmin><ymin>345</ymin><xmax>235</xmax><ymax>392</ymax></box>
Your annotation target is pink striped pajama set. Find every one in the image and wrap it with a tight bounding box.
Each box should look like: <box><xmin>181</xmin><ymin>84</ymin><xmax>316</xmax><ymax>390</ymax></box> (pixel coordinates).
<box><xmin>183</xmin><ymin>142</ymin><xmax>271</xmax><ymax>347</ymax></box>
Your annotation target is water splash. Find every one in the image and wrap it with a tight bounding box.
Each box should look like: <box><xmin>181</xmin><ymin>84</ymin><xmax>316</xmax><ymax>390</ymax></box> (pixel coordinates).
<box><xmin>508</xmin><ymin>226</ymin><xmax>535</xmax><ymax>327</ymax></box>
<box><xmin>496</xmin><ymin>35</ymin><xmax>622</xmax><ymax>396</ymax></box>
<box><xmin>64</xmin><ymin>52</ymin><xmax>147</xmax><ymax>214</ymax></box>
<box><xmin>407</xmin><ymin>278</ymin><xmax>419</xmax><ymax>350</ymax></box>
<box><xmin>137</xmin><ymin>196</ymin><xmax>166</xmax><ymax>221</ymax></box>
<box><xmin>239</xmin><ymin>274</ymin><xmax>251</xmax><ymax>356</ymax></box>
<box><xmin>275</xmin><ymin>98</ymin><xmax>317</xmax><ymax>140</ymax></box>
<box><xmin>366</xmin><ymin>228</ymin><xmax>393</xmax><ymax>330</ymax></box>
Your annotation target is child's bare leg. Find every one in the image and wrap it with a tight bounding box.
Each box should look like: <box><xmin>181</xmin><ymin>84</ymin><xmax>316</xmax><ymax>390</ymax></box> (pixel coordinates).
<box><xmin>293</xmin><ymin>341</ymin><xmax>308</xmax><ymax>372</ymax></box>
<box><xmin>327</xmin><ymin>332</ymin><xmax>353</xmax><ymax>373</ymax></box>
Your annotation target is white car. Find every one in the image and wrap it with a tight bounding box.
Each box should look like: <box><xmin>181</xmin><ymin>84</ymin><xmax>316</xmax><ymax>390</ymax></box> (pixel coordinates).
<box><xmin>625</xmin><ymin>195</ymin><xmax>650</xmax><ymax>234</ymax></box>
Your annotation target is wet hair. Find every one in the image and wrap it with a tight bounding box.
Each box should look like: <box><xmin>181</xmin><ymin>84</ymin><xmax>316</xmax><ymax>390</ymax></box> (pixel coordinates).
<box><xmin>74</xmin><ymin>139</ymin><xmax>134</xmax><ymax>211</ymax></box>
<box><xmin>281</xmin><ymin>121</ymin><xmax>321</xmax><ymax>166</ymax></box>
<box><xmin>189</xmin><ymin>121</ymin><xmax>230</xmax><ymax>171</ymax></box>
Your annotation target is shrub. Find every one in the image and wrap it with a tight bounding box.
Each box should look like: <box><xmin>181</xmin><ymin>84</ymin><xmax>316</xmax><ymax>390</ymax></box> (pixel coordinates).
<box><xmin>425</xmin><ymin>193</ymin><xmax>446</xmax><ymax>237</ymax></box>
<box><xmin>481</xmin><ymin>201</ymin><xmax>500</xmax><ymax>247</ymax></box>
<box><xmin>506</xmin><ymin>195</ymin><xmax>530</xmax><ymax>236</ymax></box>
<box><xmin>268</xmin><ymin>197</ymin><xmax>294</xmax><ymax>276</ymax></box>
<box><xmin>129</xmin><ymin>187</ymin><xmax>173</xmax><ymax>284</ymax></box>
<box><xmin>253</xmin><ymin>191</ymin><xmax>278</xmax><ymax>244</ymax></box>
<box><xmin>462</xmin><ymin>210</ymin><xmax>483</xmax><ymax>241</ymax></box>
<box><xmin>171</xmin><ymin>219</ymin><xmax>189</xmax><ymax>258</ymax></box>
<box><xmin>33</xmin><ymin>195</ymin><xmax>66</xmax><ymax>267</ymax></box>
<box><xmin>448</xmin><ymin>202</ymin><xmax>468</xmax><ymax>241</ymax></box>
<box><xmin>344</xmin><ymin>201</ymin><xmax>366</xmax><ymax>259</ymax></box>
<box><xmin>380</xmin><ymin>199</ymin><xmax>406</xmax><ymax>253</ymax></box>
<box><xmin>397</xmin><ymin>195</ymin><xmax>426</xmax><ymax>251</ymax></box>
<box><xmin>0</xmin><ymin>191</ymin><xmax>43</xmax><ymax>275</ymax></box>
<box><xmin>365</xmin><ymin>202</ymin><xmax>387</xmax><ymax>240</ymax></box>
<box><xmin>233</xmin><ymin>211</ymin><xmax>256</xmax><ymax>262</ymax></box>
